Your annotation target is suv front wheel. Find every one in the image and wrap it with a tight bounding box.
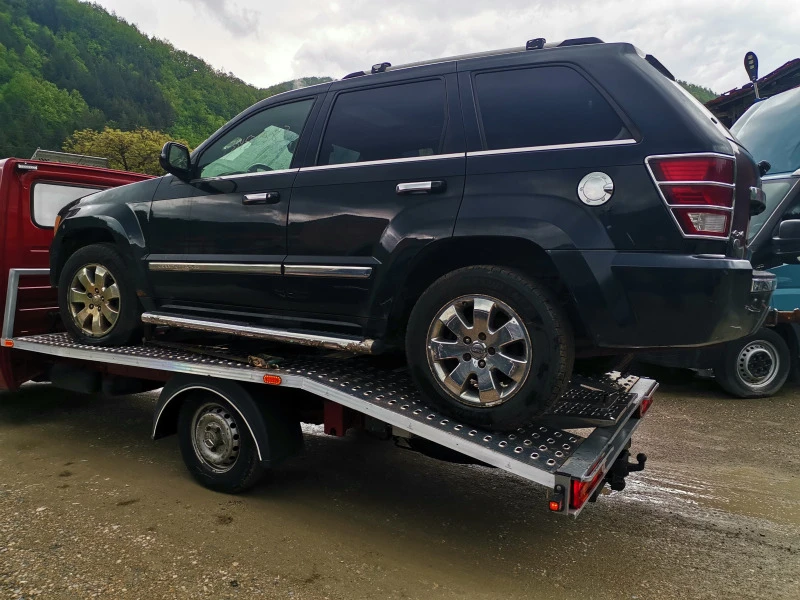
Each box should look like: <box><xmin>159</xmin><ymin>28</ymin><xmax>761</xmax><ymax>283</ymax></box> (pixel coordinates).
<box><xmin>58</xmin><ymin>243</ymin><xmax>142</xmax><ymax>346</ymax></box>
<box><xmin>406</xmin><ymin>266</ymin><xmax>574</xmax><ymax>431</ymax></box>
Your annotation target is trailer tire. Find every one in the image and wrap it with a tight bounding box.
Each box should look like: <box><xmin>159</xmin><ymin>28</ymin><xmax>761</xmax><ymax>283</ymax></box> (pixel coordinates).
<box><xmin>58</xmin><ymin>243</ymin><xmax>141</xmax><ymax>346</ymax></box>
<box><xmin>714</xmin><ymin>328</ymin><xmax>790</xmax><ymax>398</ymax></box>
<box><xmin>177</xmin><ymin>392</ymin><xmax>266</xmax><ymax>493</ymax></box>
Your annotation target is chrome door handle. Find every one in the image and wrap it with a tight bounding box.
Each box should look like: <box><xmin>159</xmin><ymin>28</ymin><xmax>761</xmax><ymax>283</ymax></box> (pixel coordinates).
<box><xmin>396</xmin><ymin>180</ymin><xmax>446</xmax><ymax>194</ymax></box>
<box><xmin>243</xmin><ymin>191</ymin><xmax>281</xmax><ymax>205</ymax></box>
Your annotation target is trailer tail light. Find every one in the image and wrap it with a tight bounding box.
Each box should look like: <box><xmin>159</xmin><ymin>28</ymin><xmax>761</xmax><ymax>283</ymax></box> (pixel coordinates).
<box><xmin>263</xmin><ymin>374</ymin><xmax>282</xmax><ymax>385</ymax></box>
<box><xmin>2</xmin><ymin>339</ymin><xmax>13</xmax><ymax>348</ymax></box>
<box><xmin>637</xmin><ymin>395</ymin><xmax>653</xmax><ymax>417</ymax></box>
<box><xmin>570</xmin><ymin>468</ymin><xmax>606</xmax><ymax>510</ymax></box>
<box><xmin>646</xmin><ymin>154</ymin><xmax>735</xmax><ymax>239</ymax></box>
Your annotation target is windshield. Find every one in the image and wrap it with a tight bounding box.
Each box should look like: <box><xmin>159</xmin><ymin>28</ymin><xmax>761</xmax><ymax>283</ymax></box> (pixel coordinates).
<box><xmin>749</xmin><ymin>179</ymin><xmax>797</xmax><ymax>240</ymax></box>
<box><xmin>732</xmin><ymin>87</ymin><xmax>800</xmax><ymax>175</ymax></box>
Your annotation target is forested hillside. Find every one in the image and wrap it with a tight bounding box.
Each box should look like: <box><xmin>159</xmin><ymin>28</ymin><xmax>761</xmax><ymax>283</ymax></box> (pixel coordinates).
<box><xmin>0</xmin><ymin>0</ymin><xmax>329</xmax><ymax>158</ymax></box>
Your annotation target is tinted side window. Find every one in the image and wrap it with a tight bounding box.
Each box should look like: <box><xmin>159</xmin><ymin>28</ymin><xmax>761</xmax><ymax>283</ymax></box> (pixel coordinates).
<box><xmin>197</xmin><ymin>99</ymin><xmax>314</xmax><ymax>178</ymax></box>
<box><xmin>474</xmin><ymin>66</ymin><xmax>630</xmax><ymax>151</ymax></box>
<box><xmin>32</xmin><ymin>182</ymin><xmax>101</xmax><ymax>228</ymax></box>
<box><xmin>318</xmin><ymin>79</ymin><xmax>446</xmax><ymax>166</ymax></box>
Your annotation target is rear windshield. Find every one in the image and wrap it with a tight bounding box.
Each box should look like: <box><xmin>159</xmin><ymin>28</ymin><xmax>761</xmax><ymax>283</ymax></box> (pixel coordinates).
<box><xmin>732</xmin><ymin>87</ymin><xmax>800</xmax><ymax>175</ymax></box>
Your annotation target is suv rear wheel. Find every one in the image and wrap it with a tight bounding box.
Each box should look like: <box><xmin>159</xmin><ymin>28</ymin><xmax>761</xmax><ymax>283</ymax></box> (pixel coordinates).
<box><xmin>58</xmin><ymin>243</ymin><xmax>142</xmax><ymax>346</ymax></box>
<box><xmin>406</xmin><ymin>266</ymin><xmax>574</xmax><ymax>431</ymax></box>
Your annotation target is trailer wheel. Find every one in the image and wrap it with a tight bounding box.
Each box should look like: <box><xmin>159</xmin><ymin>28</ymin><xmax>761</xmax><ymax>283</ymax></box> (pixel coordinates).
<box><xmin>714</xmin><ymin>328</ymin><xmax>790</xmax><ymax>398</ymax></box>
<box><xmin>177</xmin><ymin>392</ymin><xmax>266</xmax><ymax>493</ymax></box>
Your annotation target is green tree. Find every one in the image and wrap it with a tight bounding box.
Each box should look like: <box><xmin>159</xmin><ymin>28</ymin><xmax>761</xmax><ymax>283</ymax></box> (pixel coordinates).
<box><xmin>0</xmin><ymin>0</ymin><xmax>331</xmax><ymax>156</ymax></box>
<box><xmin>63</xmin><ymin>127</ymin><xmax>187</xmax><ymax>175</ymax></box>
<box><xmin>0</xmin><ymin>71</ymin><xmax>100</xmax><ymax>157</ymax></box>
<box><xmin>679</xmin><ymin>81</ymin><xmax>718</xmax><ymax>104</ymax></box>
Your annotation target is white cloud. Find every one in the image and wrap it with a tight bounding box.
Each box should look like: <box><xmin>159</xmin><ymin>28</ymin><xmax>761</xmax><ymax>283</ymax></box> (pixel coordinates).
<box><xmin>92</xmin><ymin>0</ymin><xmax>799</xmax><ymax>93</ymax></box>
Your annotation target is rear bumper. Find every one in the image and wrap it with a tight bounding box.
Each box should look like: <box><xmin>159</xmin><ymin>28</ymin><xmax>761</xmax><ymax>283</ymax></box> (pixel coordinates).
<box><xmin>550</xmin><ymin>251</ymin><xmax>775</xmax><ymax>349</ymax></box>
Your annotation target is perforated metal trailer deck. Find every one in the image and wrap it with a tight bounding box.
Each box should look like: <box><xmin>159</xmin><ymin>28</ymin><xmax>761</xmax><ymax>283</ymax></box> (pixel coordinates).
<box><xmin>2</xmin><ymin>269</ymin><xmax>657</xmax><ymax>516</ymax></box>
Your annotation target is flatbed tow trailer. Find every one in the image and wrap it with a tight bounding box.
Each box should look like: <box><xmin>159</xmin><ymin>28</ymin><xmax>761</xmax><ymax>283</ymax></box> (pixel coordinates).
<box><xmin>1</xmin><ymin>268</ymin><xmax>656</xmax><ymax>517</ymax></box>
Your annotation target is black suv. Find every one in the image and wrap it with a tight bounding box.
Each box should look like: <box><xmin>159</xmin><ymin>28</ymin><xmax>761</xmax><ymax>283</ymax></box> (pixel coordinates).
<box><xmin>51</xmin><ymin>38</ymin><xmax>776</xmax><ymax>430</ymax></box>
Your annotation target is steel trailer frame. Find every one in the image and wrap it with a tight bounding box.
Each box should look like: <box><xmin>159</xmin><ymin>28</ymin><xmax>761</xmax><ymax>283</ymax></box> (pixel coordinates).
<box><xmin>2</xmin><ymin>269</ymin><xmax>657</xmax><ymax>515</ymax></box>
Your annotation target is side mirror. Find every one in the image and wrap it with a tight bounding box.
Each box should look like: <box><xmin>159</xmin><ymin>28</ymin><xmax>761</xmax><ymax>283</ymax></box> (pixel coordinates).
<box><xmin>159</xmin><ymin>142</ymin><xmax>192</xmax><ymax>180</ymax></box>
<box><xmin>772</xmin><ymin>219</ymin><xmax>800</xmax><ymax>263</ymax></box>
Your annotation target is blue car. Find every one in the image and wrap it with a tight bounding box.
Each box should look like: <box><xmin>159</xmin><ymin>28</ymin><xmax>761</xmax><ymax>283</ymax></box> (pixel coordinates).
<box><xmin>645</xmin><ymin>86</ymin><xmax>800</xmax><ymax>397</ymax></box>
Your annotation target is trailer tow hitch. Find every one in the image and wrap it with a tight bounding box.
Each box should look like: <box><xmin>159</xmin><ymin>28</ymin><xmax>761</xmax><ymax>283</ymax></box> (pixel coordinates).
<box><xmin>600</xmin><ymin>450</ymin><xmax>647</xmax><ymax>496</ymax></box>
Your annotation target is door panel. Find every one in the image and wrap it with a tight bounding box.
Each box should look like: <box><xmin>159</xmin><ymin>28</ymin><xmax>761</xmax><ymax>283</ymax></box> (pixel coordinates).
<box><xmin>147</xmin><ymin>175</ymin><xmax>196</xmax><ymax>301</ymax></box>
<box><xmin>177</xmin><ymin>171</ymin><xmax>295</xmax><ymax>310</ymax></box>
<box><xmin>151</xmin><ymin>96</ymin><xmax>320</xmax><ymax>312</ymax></box>
<box><xmin>288</xmin><ymin>157</ymin><xmax>465</xmax><ymax>319</ymax></box>
<box><xmin>286</xmin><ymin>74</ymin><xmax>466</xmax><ymax>324</ymax></box>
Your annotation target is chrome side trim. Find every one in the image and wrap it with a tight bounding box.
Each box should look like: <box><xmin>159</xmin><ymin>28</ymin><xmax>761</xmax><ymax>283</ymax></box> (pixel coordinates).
<box><xmin>153</xmin><ymin>385</ymin><xmax>263</xmax><ymax>461</ymax></box>
<box><xmin>284</xmin><ymin>265</ymin><xmax>373</xmax><ymax>279</ymax></box>
<box><xmin>141</xmin><ymin>311</ymin><xmax>376</xmax><ymax>353</ymax></box>
<box><xmin>467</xmin><ymin>138</ymin><xmax>638</xmax><ymax>158</ymax></box>
<box><xmin>657</xmin><ymin>181</ymin><xmax>735</xmax><ymax>189</ymax></box>
<box><xmin>194</xmin><ymin>167</ymin><xmax>299</xmax><ymax>183</ymax></box>
<box><xmin>148</xmin><ymin>262</ymin><xmax>281</xmax><ymax>275</ymax></box>
<box><xmin>2</xmin><ymin>268</ymin><xmax>50</xmax><ymax>340</ymax></box>
<box><xmin>300</xmin><ymin>152</ymin><xmax>464</xmax><ymax>172</ymax></box>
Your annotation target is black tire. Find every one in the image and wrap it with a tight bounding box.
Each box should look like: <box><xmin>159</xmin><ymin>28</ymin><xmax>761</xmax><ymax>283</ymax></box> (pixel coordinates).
<box><xmin>714</xmin><ymin>328</ymin><xmax>790</xmax><ymax>398</ymax></box>
<box><xmin>406</xmin><ymin>266</ymin><xmax>574</xmax><ymax>431</ymax></box>
<box><xmin>177</xmin><ymin>393</ymin><xmax>266</xmax><ymax>493</ymax></box>
<box><xmin>58</xmin><ymin>243</ymin><xmax>142</xmax><ymax>346</ymax></box>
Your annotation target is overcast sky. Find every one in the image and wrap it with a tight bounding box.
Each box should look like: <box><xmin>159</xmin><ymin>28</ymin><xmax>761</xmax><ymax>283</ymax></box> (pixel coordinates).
<box><xmin>92</xmin><ymin>0</ymin><xmax>797</xmax><ymax>93</ymax></box>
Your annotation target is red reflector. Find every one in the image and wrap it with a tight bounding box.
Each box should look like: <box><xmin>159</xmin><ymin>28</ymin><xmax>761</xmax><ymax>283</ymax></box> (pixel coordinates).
<box><xmin>2</xmin><ymin>339</ymin><xmax>13</xmax><ymax>348</ymax></box>
<box><xmin>672</xmin><ymin>208</ymin><xmax>730</xmax><ymax>237</ymax></box>
<box><xmin>638</xmin><ymin>396</ymin><xmax>653</xmax><ymax>417</ymax></box>
<box><xmin>661</xmin><ymin>184</ymin><xmax>734</xmax><ymax>208</ymax></box>
<box><xmin>570</xmin><ymin>468</ymin><xmax>606</xmax><ymax>510</ymax></box>
<box><xmin>263</xmin><ymin>374</ymin><xmax>282</xmax><ymax>385</ymax></box>
<box><xmin>650</xmin><ymin>156</ymin><xmax>734</xmax><ymax>184</ymax></box>
<box><xmin>549</xmin><ymin>500</ymin><xmax>562</xmax><ymax>512</ymax></box>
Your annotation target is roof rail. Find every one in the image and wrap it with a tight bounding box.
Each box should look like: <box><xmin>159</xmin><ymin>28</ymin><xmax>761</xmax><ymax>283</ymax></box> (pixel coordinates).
<box><xmin>558</xmin><ymin>37</ymin><xmax>604</xmax><ymax>47</ymax></box>
<box><xmin>350</xmin><ymin>37</ymin><xmax>607</xmax><ymax>78</ymax></box>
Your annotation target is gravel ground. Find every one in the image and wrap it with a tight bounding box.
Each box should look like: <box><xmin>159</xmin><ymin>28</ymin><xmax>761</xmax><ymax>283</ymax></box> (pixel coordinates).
<box><xmin>0</xmin><ymin>369</ymin><xmax>798</xmax><ymax>600</ymax></box>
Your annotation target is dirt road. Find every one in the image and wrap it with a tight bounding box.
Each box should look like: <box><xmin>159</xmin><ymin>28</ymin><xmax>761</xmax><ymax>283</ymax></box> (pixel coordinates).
<box><xmin>0</xmin><ymin>372</ymin><xmax>798</xmax><ymax>600</ymax></box>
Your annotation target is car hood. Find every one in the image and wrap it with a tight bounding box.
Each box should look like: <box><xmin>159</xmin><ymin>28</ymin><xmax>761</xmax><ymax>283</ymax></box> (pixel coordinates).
<box><xmin>73</xmin><ymin>176</ymin><xmax>163</xmax><ymax>209</ymax></box>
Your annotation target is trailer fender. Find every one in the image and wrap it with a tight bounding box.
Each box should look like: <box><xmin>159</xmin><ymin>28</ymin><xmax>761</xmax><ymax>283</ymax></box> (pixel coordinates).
<box><xmin>152</xmin><ymin>375</ymin><xmax>302</xmax><ymax>467</ymax></box>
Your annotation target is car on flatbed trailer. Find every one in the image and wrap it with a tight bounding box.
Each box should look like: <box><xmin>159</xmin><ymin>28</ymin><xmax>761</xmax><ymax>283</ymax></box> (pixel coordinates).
<box><xmin>50</xmin><ymin>37</ymin><xmax>777</xmax><ymax>432</ymax></box>
<box><xmin>0</xmin><ymin>155</ymin><xmax>654</xmax><ymax>516</ymax></box>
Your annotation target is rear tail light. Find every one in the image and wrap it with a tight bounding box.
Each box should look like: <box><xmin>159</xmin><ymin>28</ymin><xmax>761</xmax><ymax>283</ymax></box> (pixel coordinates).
<box><xmin>637</xmin><ymin>395</ymin><xmax>654</xmax><ymax>417</ymax></box>
<box><xmin>569</xmin><ymin>467</ymin><xmax>606</xmax><ymax>510</ymax></box>
<box><xmin>646</xmin><ymin>154</ymin><xmax>735</xmax><ymax>239</ymax></box>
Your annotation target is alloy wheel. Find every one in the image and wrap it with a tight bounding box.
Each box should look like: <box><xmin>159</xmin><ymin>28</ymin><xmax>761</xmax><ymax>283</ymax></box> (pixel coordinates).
<box><xmin>426</xmin><ymin>295</ymin><xmax>532</xmax><ymax>406</ymax></box>
<box><xmin>67</xmin><ymin>263</ymin><xmax>121</xmax><ymax>337</ymax></box>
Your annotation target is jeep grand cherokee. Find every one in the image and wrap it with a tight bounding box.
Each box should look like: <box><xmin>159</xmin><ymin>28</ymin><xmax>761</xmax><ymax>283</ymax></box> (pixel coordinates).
<box><xmin>50</xmin><ymin>38</ymin><xmax>775</xmax><ymax>430</ymax></box>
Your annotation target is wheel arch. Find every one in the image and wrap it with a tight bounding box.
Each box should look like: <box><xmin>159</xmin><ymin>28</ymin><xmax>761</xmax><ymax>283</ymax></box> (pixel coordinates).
<box><xmin>51</xmin><ymin>210</ymin><xmax>154</xmax><ymax>309</ymax></box>
<box><xmin>152</xmin><ymin>376</ymin><xmax>302</xmax><ymax>467</ymax></box>
<box><xmin>386</xmin><ymin>235</ymin><xmax>589</xmax><ymax>345</ymax></box>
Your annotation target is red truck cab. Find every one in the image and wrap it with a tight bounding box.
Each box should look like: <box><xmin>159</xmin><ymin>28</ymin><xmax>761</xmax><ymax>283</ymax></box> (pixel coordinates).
<box><xmin>0</xmin><ymin>158</ymin><xmax>150</xmax><ymax>389</ymax></box>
